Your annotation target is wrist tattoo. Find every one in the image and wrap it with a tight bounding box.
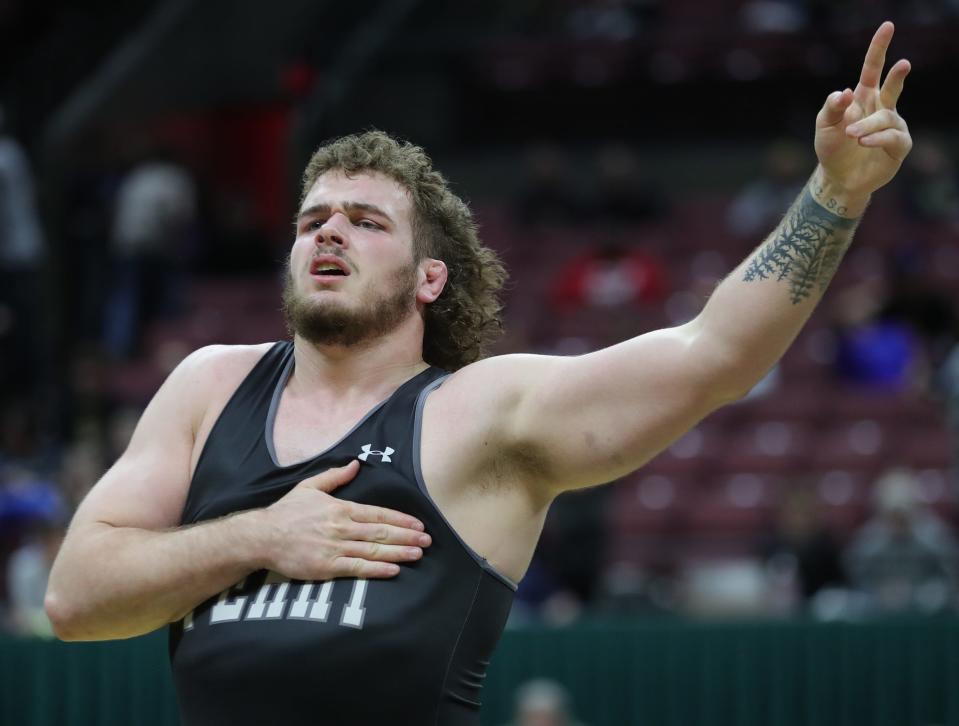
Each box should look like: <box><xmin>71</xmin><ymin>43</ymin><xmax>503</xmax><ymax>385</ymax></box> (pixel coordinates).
<box><xmin>743</xmin><ymin>187</ymin><xmax>859</xmax><ymax>304</ymax></box>
<box><xmin>811</xmin><ymin>182</ymin><xmax>850</xmax><ymax>216</ymax></box>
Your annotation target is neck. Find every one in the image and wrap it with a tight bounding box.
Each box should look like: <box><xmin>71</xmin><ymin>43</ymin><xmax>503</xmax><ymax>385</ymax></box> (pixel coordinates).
<box><xmin>289</xmin><ymin>316</ymin><xmax>428</xmax><ymax>400</ymax></box>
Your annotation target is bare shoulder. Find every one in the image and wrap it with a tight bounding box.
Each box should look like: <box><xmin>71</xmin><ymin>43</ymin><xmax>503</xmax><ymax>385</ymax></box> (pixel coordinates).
<box><xmin>178</xmin><ymin>342</ymin><xmax>276</xmax><ymax>385</ymax></box>
<box><xmin>71</xmin><ymin>342</ymin><xmax>281</xmax><ymax>533</ymax></box>
<box><xmin>181</xmin><ymin>343</ymin><xmax>278</xmax><ymax>464</ymax></box>
<box><xmin>424</xmin><ymin>353</ymin><xmax>559</xmax><ymax>490</ymax></box>
<box><xmin>430</xmin><ymin>353</ymin><xmax>553</xmax><ymax>410</ymax></box>
<box><xmin>152</xmin><ymin>343</ymin><xmax>272</xmax><ymax>430</ymax></box>
<box><xmin>180</xmin><ymin>342</ymin><xmax>274</xmax><ymax>392</ymax></box>
<box><xmin>430</xmin><ymin>352</ymin><xmax>567</xmax><ymax>441</ymax></box>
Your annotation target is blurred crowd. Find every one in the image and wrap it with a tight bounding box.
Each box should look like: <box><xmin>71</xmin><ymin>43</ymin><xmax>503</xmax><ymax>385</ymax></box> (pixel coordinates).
<box><xmin>2</xmin><ymin>86</ymin><xmax>959</xmax><ymax>639</ymax></box>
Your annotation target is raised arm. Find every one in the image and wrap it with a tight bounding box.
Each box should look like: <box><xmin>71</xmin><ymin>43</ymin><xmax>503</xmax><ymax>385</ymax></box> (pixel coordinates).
<box><xmin>445</xmin><ymin>22</ymin><xmax>912</xmax><ymax>496</ymax></box>
<box><xmin>672</xmin><ymin>13</ymin><xmax>911</xmax><ymax>402</ymax></box>
<box><xmin>46</xmin><ymin>346</ymin><xmax>430</xmax><ymax>642</ymax></box>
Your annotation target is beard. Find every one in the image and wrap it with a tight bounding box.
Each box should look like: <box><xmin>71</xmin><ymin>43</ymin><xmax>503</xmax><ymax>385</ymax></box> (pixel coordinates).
<box><xmin>281</xmin><ymin>258</ymin><xmax>418</xmax><ymax>348</ymax></box>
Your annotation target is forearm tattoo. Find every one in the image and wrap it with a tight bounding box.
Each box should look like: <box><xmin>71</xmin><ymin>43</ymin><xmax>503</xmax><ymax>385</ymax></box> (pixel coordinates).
<box><xmin>742</xmin><ymin>187</ymin><xmax>859</xmax><ymax>304</ymax></box>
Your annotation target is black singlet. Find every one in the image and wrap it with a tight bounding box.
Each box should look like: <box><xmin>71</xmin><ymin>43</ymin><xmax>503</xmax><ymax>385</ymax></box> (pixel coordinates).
<box><xmin>168</xmin><ymin>341</ymin><xmax>516</xmax><ymax>725</ymax></box>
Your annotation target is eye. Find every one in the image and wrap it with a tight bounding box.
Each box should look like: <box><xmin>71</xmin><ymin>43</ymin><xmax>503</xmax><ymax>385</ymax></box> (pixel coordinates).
<box><xmin>306</xmin><ymin>219</ymin><xmax>326</xmax><ymax>231</ymax></box>
<box><xmin>356</xmin><ymin>219</ymin><xmax>382</xmax><ymax>230</ymax></box>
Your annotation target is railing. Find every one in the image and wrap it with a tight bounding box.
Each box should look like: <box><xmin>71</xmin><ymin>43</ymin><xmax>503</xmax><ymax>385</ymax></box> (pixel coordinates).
<box><xmin>2</xmin><ymin>617</ymin><xmax>958</xmax><ymax>726</ymax></box>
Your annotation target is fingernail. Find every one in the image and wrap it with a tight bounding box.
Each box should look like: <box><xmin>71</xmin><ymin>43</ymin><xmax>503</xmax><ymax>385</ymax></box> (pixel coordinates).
<box><xmin>408</xmin><ymin>548</ymin><xmax>422</xmax><ymax>559</ymax></box>
<box><xmin>412</xmin><ymin>521</ymin><xmax>425</xmax><ymax>531</ymax></box>
<box><xmin>386</xmin><ymin>564</ymin><xmax>400</xmax><ymax>575</ymax></box>
<box><xmin>419</xmin><ymin>534</ymin><xmax>432</xmax><ymax>546</ymax></box>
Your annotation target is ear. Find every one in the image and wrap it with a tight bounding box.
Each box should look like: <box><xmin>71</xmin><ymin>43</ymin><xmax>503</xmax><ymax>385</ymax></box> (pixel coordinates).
<box><xmin>416</xmin><ymin>258</ymin><xmax>448</xmax><ymax>304</ymax></box>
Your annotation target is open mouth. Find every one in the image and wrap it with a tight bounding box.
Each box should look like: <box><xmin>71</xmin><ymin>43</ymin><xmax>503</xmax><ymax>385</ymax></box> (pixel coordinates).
<box><xmin>310</xmin><ymin>257</ymin><xmax>350</xmax><ymax>278</ymax></box>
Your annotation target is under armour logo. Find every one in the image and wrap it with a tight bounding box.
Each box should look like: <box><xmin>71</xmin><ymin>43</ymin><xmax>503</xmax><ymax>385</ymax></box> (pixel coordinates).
<box><xmin>358</xmin><ymin>444</ymin><xmax>394</xmax><ymax>463</ymax></box>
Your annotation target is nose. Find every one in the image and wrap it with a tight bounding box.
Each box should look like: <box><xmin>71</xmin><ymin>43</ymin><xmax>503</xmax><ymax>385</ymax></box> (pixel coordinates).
<box><xmin>314</xmin><ymin>213</ymin><xmax>349</xmax><ymax>249</ymax></box>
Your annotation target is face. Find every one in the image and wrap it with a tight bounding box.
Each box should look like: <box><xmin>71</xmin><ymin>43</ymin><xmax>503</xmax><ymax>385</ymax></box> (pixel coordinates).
<box><xmin>283</xmin><ymin>170</ymin><xmax>436</xmax><ymax>348</ymax></box>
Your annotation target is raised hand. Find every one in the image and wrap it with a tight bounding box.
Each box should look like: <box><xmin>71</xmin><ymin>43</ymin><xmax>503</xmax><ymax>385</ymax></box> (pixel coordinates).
<box><xmin>258</xmin><ymin>460</ymin><xmax>431</xmax><ymax>580</ymax></box>
<box><xmin>815</xmin><ymin>21</ymin><xmax>912</xmax><ymax>200</ymax></box>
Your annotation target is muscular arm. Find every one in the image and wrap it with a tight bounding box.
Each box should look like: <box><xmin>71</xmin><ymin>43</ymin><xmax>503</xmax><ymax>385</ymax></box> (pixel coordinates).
<box><xmin>440</xmin><ymin>22</ymin><xmax>912</xmax><ymax>499</ymax></box>
<box><xmin>45</xmin><ymin>347</ymin><xmax>269</xmax><ymax>641</ymax></box>
<box><xmin>48</xmin><ymin>510</ymin><xmax>268</xmax><ymax>642</ymax></box>
<box><xmin>510</xmin><ymin>170</ymin><xmax>864</xmax><ymax>491</ymax></box>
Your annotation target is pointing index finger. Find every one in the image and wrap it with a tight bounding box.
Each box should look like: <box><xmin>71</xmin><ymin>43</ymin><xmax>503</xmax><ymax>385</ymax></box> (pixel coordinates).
<box><xmin>349</xmin><ymin>502</ymin><xmax>425</xmax><ymax>531</ymax></box>
<box><xmin>859</xmin><ymin>21</ymin><xmax>894</xmax><ymax>89</ymax></box>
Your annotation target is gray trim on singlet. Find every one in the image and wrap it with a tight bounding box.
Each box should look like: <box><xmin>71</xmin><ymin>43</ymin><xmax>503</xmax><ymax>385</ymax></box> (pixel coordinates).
<box><xmin>412</xmin><ymin>375</ymin><xmax>519</xmax><ymax>592</ymax></box>
<box><xmin>264</xmin><ymin>351</ymin><xmax>392</xmax><ymax>469</ymax></box>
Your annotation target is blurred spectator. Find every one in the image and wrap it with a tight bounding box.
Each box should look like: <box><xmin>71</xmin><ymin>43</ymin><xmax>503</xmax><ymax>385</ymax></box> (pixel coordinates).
<box><xmin>0</xmin><ymin>465</ymin><xmax>64</xmax><ymax>627</ymax></box>
<box><xmin>0</xmin><ymin>105</ymin><xmax>46</xmax><ymax>397</ymax></box>
<box><xmin>833</xmin><ymin>319</ymin><xmax>917</xmax><ymax>390</ymax></box>
<box><xmin>758</xmin><ymin>485</ymin><xmax>845</xmax><ymax>612</ymax></box>
<box><xmin>0</xmin><ymin>468</ymin><xmax>66</xmax><ymax>529</ymax></box>
<box><xmin>5</xmin><ymin>519</ymin><xmax>64</xmax><ymax>637</ymax></box>
<box><xmin>103</xmin><ymin>149</ymin><xmax>197</xmax><ymax>358</ymax></box>
<box><xmin>844</xmin><ymin>468</ymin><xmax>959</xmax><ymax>613</ymax></box>
<box><xmin>899</xmin><ymin>137</ymin><xmax>959</xmax><ymax>228</ymax></box>
<box><xmin>829</xmin><ymin>253</ymin><xmax>957</xmax><ymax>390</ymax></box>
<box><xmin>514</xmin><ymin>144</ymin><xmax>583</xmax><ymax>226</ymax></box>
<box><xmin>550</xmin><ymin>241</ymin><xmax>667</xmax><ymax>312</ymax></box>
<box><xmin>587</xmin><ymin>144</ymin><xmax>668</xmax><ymax>225</ymax></box>
<box><xmin>726</xmin><ymin>139</ymin><xmax>808</xmax><ymax>239</ymax></box>
<box><xmin>500</xmin><ymin>678</ymin><xmax>590</xmax><ymax>726</ymax></box>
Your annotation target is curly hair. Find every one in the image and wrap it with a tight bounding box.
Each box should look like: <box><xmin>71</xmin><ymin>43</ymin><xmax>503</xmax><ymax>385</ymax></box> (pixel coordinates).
<box><xmin>300</xmin><ymin>130</ymin><xmax>507</xmax><ymax>371</ymax></box>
